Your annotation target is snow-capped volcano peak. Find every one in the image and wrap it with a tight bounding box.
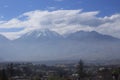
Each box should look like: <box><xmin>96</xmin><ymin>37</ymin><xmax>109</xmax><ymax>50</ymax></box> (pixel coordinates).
<box><xmin>18</xmin><ymin>29</ymin><xmax>63</xmax><ymax>41</ymax></box>
<box><xmin>26</xmin><ymin>29</ymin><xmax>61</xmax><ymax>37</ymax></box>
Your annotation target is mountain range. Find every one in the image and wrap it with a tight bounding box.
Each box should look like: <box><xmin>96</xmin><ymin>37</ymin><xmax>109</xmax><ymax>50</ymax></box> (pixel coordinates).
<box><xmin>0</xmin><ymin>29</ymin><xmax>120</xmax><ymax>62</ymax></box>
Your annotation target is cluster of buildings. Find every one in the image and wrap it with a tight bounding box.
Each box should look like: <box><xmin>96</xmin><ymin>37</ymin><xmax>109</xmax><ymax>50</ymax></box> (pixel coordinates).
<box><xmin>0</xmin><ymin>62</ymin><xmax>120</xmax><ymax>80</ymax></box>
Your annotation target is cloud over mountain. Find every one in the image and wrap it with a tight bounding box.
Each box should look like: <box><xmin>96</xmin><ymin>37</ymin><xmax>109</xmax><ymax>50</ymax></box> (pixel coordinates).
<box><xmin>0</xmin><ymin>10</ymin><xmax>120</xmax><ymax>40</ymax></box>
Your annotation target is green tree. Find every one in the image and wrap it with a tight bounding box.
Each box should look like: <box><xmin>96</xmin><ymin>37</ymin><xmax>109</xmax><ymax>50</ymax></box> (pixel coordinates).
<box><xmin>1</xmin><ymin>69</ymin><xmax>8</xmax><ymax>80</ymax></box>
<box><xmin>48</xmin><ymin>75</ymin><xmax>65</xmax><ymax>80</ymax></box>
<box><xmin>77</xmin><ymin>60</ymin><xmax>86</xmax><ymax>80</ymax></box>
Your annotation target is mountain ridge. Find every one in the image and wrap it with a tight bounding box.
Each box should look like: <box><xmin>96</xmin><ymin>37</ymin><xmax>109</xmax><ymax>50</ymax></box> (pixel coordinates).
<box><xmin>0</xmin><ymin>29</ymin><xmax>120</xmax><ymax>61</ymax></box>
<box><xmin>13</xmin><ymin>29</ymin><xmax>120</xmax><ymax>42</ymax></box>
<box><xmin>0</xmin><ymin>29</ymin><xmax>120</xmax><ymax>41</ymax></box>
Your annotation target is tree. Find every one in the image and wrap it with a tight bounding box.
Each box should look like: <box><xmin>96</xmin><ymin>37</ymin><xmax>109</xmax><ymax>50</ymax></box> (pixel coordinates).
<box><xmin>7</xmin><ymin>63</ymin><xmax>14</xmax><ymax>77</ymax></box>
<box><xmin>48</xmin><ymin>75</ymin><xmax>66</xmax><ymax>80</ymax></box>
<box><xmin>77</xmin><ymin>60</ymin><xmax>86</xmax><ymax>80</ymax></box>
<box><xmin>112</xmin><ymin>68</ymin><xmax>120</xmax><ymax>80</ymax></box>
<box><xmin>1</xmin><ymin>69</ymin><xmax>8</xmax><ymax>80</ymax></box>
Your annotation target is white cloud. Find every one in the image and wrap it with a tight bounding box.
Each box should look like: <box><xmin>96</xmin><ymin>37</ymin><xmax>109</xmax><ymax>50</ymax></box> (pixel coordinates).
<box><xmin>96</xmin><ymin>14</ymin><xmax>120</xmax><ymax>38</ymax></box>
<box><xmin>0</xmin><ymin>9</ymin><xmax>120</xmax><ymax>40</ymax></box>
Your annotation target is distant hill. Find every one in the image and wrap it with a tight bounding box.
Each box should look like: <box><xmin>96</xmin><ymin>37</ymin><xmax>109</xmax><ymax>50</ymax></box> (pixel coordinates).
<box><xmin>66</xmin><ymin>31</ymin><xmax>119</xmax><ymax>41</ymax></box>
<box><xmin>0</xmin><ymin>34</ymin><xmax>9</xmax><ymax>43</ymax></box>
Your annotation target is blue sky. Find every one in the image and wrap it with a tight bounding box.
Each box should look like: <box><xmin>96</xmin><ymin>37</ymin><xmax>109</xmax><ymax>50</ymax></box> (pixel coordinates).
<box><xmin>0</xmin><ymin>0</ymin><xmax>120</xmax><ymax>39</ymax></box>
<box><xmin>0</xmin><ymin>0</ymin><xmax>119</xmax><ymax>20</ymax></box>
